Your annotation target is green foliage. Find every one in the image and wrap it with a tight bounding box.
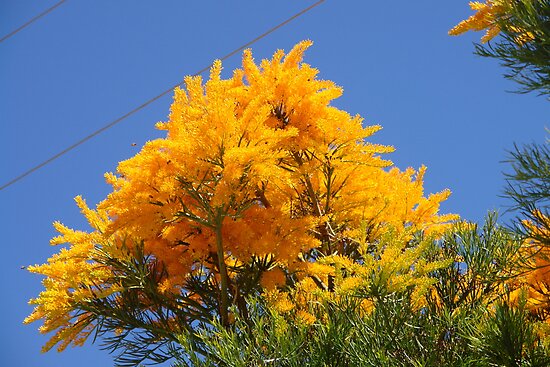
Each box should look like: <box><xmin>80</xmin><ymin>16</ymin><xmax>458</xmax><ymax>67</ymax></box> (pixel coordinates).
<box><xmin>428</xmin><ymin>214</ymin><xmax>521</xmax><ymax>313</ymax></box>
<box><xmin>476</xmin><ymin>0</ymin><xmax>550</xmax><ymax>96</ymax></box>
<box><xmin>466</xmin><ymin>301</ymin><xmax>550</xmax><ymax>367</ymax></box>
<box><xmin>171</xmin><ymin>217</ymin><xmax>549</xmax><ymax>367</ymax></box>
<box><xmin>82</xmin><ymin>242</ymin><xmax>215</xmax><ymax>367</ymax></box>
<box><xmin>504</xmin><ymin>141</ymin><xmax>550</xmax><ymax>244</ymax></box>
<box><xmin>172</xmin><ymin>297</ymin><xmax>549</xmax><ymax>367</ymax></box>
<box><xmin>176</xmin><ymin>300</ymin><xmax>309</xmax><ymax>367</ymax></box>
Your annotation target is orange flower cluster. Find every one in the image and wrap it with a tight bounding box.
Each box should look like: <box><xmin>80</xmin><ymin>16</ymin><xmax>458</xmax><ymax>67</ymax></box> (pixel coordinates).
<box><xmin>98</xmin><ymin>41</ymin><xmax>455</xmax><ymax>283</ymax></box>
<box><xmin>26</xmin><ymin>41</ymin><xmax>457</xmax><ymax>351</ymax></box>
<box><xmin>449</xmin><ymin>1</ymin><xmax>507</xmax><ymax>43</ymax></box>
<box><xmin>510</xmin><ymin>216</ymin><xmax>550</xmax><ymax>323</ymax></box>
<box><xmin>450</xmin><ymin>1</ymin><xmax>537</xmax><ymax>44</ymax></box>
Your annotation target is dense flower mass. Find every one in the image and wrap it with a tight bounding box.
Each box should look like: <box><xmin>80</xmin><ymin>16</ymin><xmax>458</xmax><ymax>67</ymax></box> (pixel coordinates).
<box><xmin>25</xmin><ymin>41</ymin><xmax>457</xmax><ymax>355</ymax></box>
<box><xmin>98</xmin><ymin>40</ymin><xmax>455</xmax><ymax>274</ymax></box>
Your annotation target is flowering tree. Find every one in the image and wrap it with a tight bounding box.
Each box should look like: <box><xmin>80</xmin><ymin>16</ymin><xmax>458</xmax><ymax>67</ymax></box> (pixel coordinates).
<box><xmin>25</xmin><ymin>41</ymin><xmax>459</xmax><ymax>365</ymax></box>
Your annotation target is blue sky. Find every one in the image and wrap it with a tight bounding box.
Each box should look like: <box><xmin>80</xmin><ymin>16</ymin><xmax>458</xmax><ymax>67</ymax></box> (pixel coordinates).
<box><xmin>1</xmin><ymin>1</ymin><xmax>548</xmax><ymax>366</ymax></box>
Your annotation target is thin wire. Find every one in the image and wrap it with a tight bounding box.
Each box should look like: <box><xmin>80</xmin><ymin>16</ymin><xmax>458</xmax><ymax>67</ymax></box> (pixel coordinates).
<box><xmin>0</xmin><ymin>0</ymin><xmax>325</xmax><ymax>192</ymax></box>
<box><xmin>0</xmin><ymin>0</ymin><xmax>68</xmax><ymax>44</ymax></box>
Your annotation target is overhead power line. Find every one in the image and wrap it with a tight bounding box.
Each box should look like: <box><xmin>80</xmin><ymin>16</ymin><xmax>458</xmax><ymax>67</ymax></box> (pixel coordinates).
<box><xmin>0</xmin><ymin>0</ymin><xmax>325</xmax><ymax>192</ymax></box>
<box><xmin>0</xmin><ymin>0</ymin><xmax>68</xmax><ymax>44</ymax></box>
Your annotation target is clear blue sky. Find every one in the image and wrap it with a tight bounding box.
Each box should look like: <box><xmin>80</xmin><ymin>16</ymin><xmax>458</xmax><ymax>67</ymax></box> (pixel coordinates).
<box><xmin>1</xmin><ymin>1</ymin><xmax>548</xmax><ymax>366</ymax></box>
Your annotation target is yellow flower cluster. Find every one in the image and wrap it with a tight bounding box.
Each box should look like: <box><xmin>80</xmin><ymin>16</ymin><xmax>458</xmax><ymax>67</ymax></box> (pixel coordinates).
<box><xmin>269</xmin><ymin>228</ymin><xmax>452</xmax><ymax>322</ymax></box>
<box><xmin>24</xmin><ymin>197</ymin><xmax>119</xmax><ymax>352</ymax></box>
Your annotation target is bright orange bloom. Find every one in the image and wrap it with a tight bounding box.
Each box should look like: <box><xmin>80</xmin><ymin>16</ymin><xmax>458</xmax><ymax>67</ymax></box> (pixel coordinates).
<box><xmin>509</xmin><ymin>215</ymin><xmax>550</xmax><ymax>324</ymax></box>
<box><xmin>449</xmin><ymin>1</ymin><xmax>507</xmax><ymax>43</ymax></box>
